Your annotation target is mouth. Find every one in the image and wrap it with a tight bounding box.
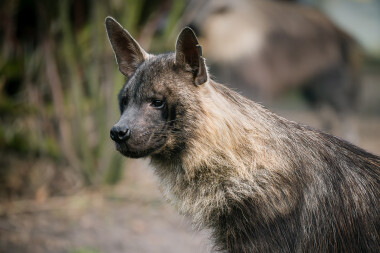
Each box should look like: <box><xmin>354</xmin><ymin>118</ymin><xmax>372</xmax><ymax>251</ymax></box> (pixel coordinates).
<box><xmin>114</xmin><ymin>138</ymin><xmax>166</xmax><ymax>158</ymax></box>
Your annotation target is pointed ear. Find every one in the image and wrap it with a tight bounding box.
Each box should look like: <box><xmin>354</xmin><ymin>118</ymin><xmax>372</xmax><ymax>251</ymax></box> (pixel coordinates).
<box><xmin>175</xmin><ymin>27</ymin><xmax>208</xmax><ymax>85</ymax></box>
<box><xmin>105</xmin><ymin>17</ymin><xmax>148</xmax><ymax>78</ymax></box>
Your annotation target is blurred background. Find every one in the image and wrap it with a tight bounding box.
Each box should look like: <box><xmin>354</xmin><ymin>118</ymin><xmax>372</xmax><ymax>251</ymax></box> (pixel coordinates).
<box><xmin>0</xmin><ymin>0</ymin><xmax>379</xmax><ymax>252</ymax></box>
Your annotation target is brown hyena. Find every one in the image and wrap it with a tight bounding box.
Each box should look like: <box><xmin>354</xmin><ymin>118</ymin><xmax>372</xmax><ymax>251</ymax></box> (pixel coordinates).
<box><xmin>105</xmin><ymin>17</ymin><xmax>379</xmax><ymax>253</ymax></box>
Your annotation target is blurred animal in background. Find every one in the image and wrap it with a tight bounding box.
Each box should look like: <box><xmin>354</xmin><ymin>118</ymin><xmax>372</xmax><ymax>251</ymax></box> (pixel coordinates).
<box><xmin>184</xmin><ymin>0</ymin><xmax>362</xmax><ymax>140</ymax></box>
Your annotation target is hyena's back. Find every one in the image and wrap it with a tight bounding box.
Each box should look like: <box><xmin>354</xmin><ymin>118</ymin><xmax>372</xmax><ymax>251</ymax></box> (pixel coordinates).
<box><xmin>176</xmin><ymin>82</ymin><xmax>380</xmax><ymax>253</ymax></box>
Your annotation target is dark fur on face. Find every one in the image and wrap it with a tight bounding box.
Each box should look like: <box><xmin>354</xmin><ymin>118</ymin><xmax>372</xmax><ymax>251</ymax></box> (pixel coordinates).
<box><xmin>111</xmin><ymin>53</ymin><xmax>204</xmax><ymax>158</ymax></box>
<box><xmin>106</xmin><ymin>17</ymin><xmax>380</xmax><ymax>252</ymax></box>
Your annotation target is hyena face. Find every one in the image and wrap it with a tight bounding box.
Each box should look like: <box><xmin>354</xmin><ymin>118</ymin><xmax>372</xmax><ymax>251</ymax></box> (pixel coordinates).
<box><xmin>105</xmin><ymin>17</ymin><xmax>207</xmax><ymax>158</ymax></box>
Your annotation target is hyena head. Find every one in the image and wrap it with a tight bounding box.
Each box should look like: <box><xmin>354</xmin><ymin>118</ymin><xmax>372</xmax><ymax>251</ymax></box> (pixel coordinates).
<box><xmin>105</xmin><ymin>17</ymin><xmax>208</xmax><ymax>158</ymax></box>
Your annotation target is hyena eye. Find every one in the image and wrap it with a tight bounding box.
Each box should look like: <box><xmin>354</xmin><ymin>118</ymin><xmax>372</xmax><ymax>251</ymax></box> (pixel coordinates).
<box><xmin>150</xmin><ymin>100</ymin><xmax>165</xmax><ymax>109</ymax></box>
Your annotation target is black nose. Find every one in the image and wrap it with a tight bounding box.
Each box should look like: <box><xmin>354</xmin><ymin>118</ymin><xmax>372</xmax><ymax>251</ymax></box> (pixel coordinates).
<box><xmin>110</xmin><ymin>126</ymin><xmax>131</xmax><ymax>143</ymax></box>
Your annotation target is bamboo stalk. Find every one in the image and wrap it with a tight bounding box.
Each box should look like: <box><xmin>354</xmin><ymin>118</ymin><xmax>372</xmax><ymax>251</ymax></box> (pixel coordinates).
<box><xmin>43</xmin><ymin>38</ymin><xmax>79</xmax><ymax>169</ymax></box>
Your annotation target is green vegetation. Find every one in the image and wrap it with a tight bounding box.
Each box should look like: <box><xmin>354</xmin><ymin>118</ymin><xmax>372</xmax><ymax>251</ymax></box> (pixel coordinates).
<box><xmin>70</xmin><ymin>248</ymin><xmax>103</xmax><ymax>253</ymax></box>
<box><xmin>0</xmin><ymin>0</ymin><xmax>185</xmax><ymax>187</ymax></box>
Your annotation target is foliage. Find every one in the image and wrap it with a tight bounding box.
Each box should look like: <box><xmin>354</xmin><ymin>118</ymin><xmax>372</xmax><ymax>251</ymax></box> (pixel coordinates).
<box><xmin>70</xmin><ymin>248</ymin><xmax>103</xmax><ymax>253</ymax></box>
<box><xmin>0</xmin><ymin>0</ymin><xmax>185</xmax><ymax>186</ymax></box>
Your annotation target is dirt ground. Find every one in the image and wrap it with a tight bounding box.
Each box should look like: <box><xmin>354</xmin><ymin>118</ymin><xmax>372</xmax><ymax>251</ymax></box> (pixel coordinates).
<box><xmin>1</xmin><ymin>109</ymin><xmax>380</xmax><ymax>253</ymax></box>
<box><xmin>0</xmin><ymin>158</ymin><xmax>212</xmax><ymax>253</ymax></box>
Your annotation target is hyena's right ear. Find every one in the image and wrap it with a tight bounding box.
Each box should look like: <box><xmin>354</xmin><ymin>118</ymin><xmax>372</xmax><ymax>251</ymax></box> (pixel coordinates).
<box><xmin>105</xmin><ymin>17</ymin><xmax>148</xmax><ymax>78</ymax></box>
<box><xmin>175</xmin><ymin>27</ymin><xmax>208</xmax><ymax>86</ymax></box>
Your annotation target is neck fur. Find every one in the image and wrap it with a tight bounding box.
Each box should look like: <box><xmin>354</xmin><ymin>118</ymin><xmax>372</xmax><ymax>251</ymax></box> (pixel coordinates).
<box><xmin>151</xmin><ymin>80</ymin><xmax>301</xmax><ymax>229</ymax></box>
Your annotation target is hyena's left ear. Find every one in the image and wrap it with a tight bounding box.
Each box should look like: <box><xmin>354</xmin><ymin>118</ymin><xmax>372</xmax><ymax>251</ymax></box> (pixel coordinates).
<box><xmin>175</xmin><ymin>27</ymin><xmax>208</xmax><ymax>86</ymax></box>
<box><xmin>105</xmin><ymin>17</ymin><xmax>148</xmax><ymax>78</ymax></box>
